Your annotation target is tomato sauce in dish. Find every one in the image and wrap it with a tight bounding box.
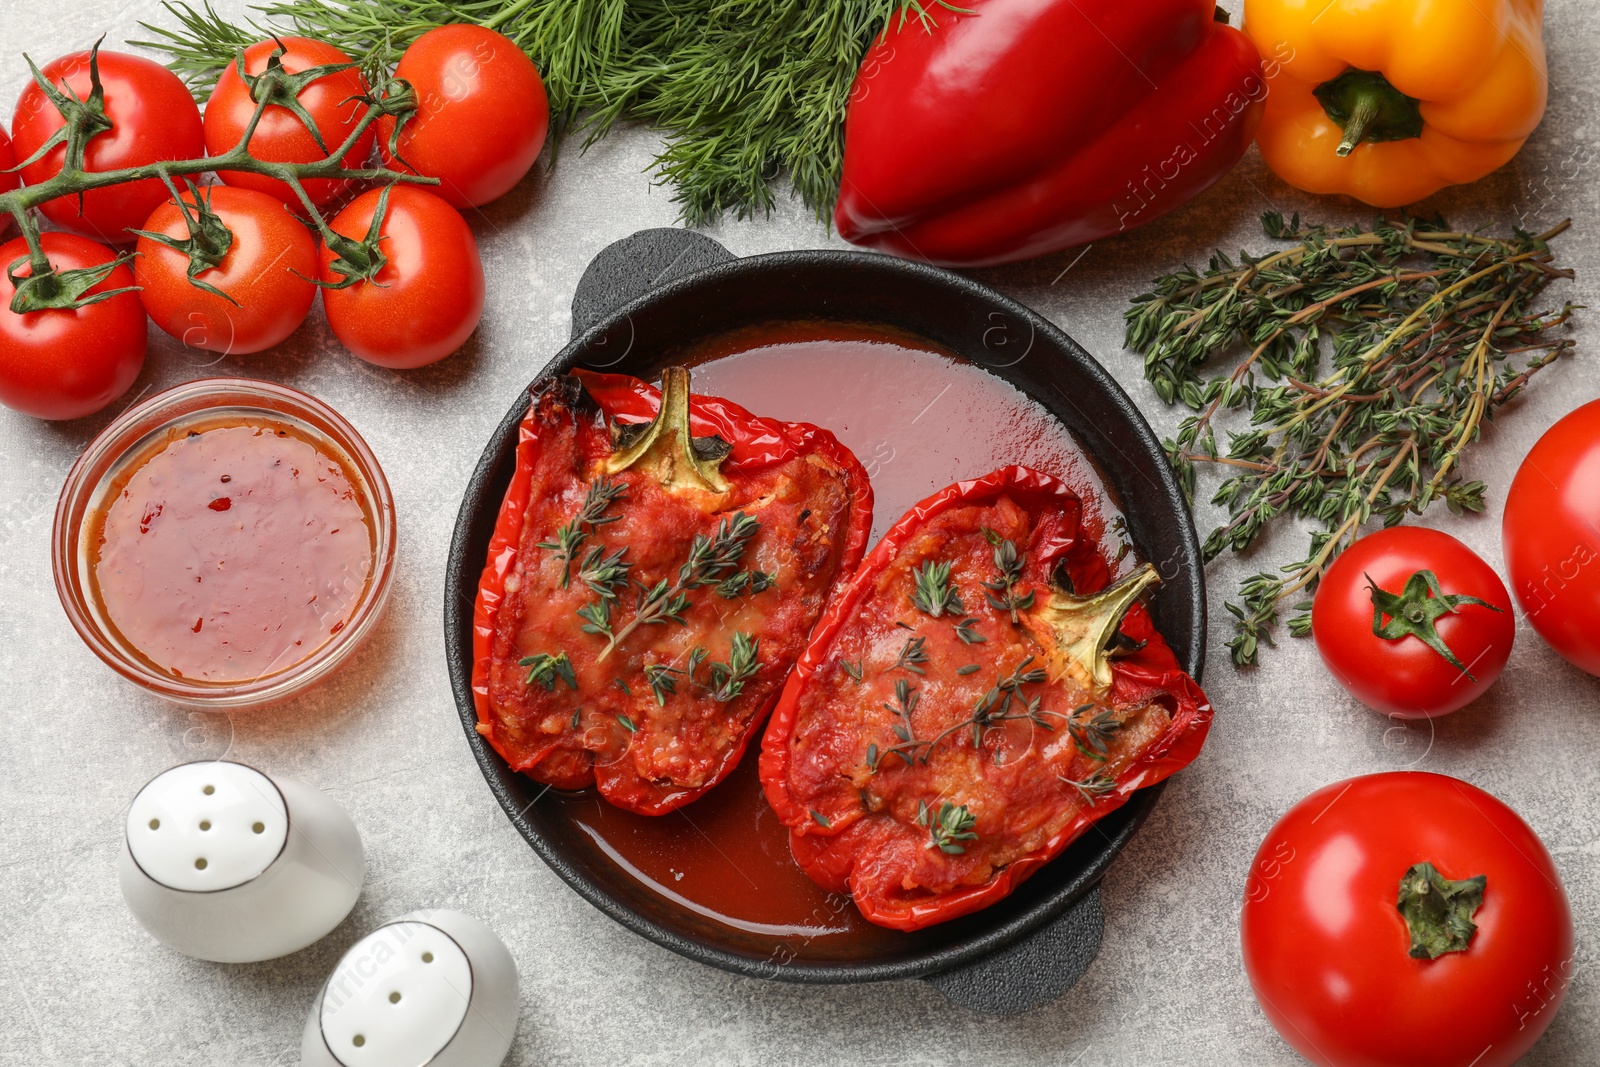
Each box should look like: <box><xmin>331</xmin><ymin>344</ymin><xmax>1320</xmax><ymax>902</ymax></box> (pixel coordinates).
<box><xmin>550</xmin><ymin>323</ymin><xmax>1136</xmax><ymax>939</ymax></box>
<box><xmin>87</xmin><ymin>416</ymin><xmax>375</xmax><ymax>684</ymax></box>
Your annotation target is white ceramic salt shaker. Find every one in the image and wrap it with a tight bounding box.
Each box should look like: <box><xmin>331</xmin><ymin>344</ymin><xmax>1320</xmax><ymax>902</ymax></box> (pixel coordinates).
<box><xmin>119</xmin><ymin>760</ymin><xmax>364</xmax><ymax>963</ymax></box>
<box><xmin>300</xmin><ymin>909</ymin><xmax>519</xmax><ymax>1067</ymax></box>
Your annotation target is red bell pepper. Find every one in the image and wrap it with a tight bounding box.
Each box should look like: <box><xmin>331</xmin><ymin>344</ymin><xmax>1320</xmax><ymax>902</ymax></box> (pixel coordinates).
<box><xmin>760</xmin><ymin>466</ymin><xmax>1212</xmax><ymax>930</ymax></box>
<box><xmin>835</xmin><ymin>0</ymin><xmax>1266</xmax><ymax>267</ymax></box>
<box><xmin>473</xmin><ymin>368</ymin><xmax>873</xmax><ymax>814</ymax></box>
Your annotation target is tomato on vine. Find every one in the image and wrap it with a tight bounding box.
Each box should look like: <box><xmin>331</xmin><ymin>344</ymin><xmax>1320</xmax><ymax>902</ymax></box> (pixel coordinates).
<box><xmin>1243</xmin><ymin>773</ymin><xmax>1572</xmax><ymax>1067</ymax></box>
<box><xmin>0</xmin><ymin>232</ymin><xmax>145</xmax><ymax>420</ymax></box>
<box><xmin>376</xmin><ymin>24</ymin><xmax>550</xmax><ymax>209</ymax></box>
<box><xmin>10</xmin><ymin>46</ymin><xmax>203</xmax><ymax>243</ymax></box>
<box><xmin>133</xmin><ymin>184</ymin><xmax>318</xmax><ymax>356</ymax></box>
<box><xmin>1312</xmin><ymin>527</ymin><xmax>1512</xmax><ymax>718</ymax></box>
<box><xmin>204</xmin><ymin>36</ymin><xmax>374</xmax><ymax>208</ymax></box>
<box><xmin>318</xmin><ymin>185</ymin><xmax>484</xmax><ymax>369</ymax></box>
<box><xmin>1503</xmin><ymin>398</ymin><xmax>1600</xmax><ymax>677</ymax></box>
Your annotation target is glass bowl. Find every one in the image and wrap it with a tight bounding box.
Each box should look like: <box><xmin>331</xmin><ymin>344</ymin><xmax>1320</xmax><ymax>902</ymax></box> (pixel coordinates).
<box><xmin>53</xmin><ymin>378</ymin><xmax>397</xmax><ymax>711</ymax></box>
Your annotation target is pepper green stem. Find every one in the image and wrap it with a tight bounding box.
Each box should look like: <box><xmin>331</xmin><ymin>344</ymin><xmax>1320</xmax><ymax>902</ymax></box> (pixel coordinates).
<box><xmin>1039</xmin><ymin>563</ymin><xmax>1161</xmax><ymax>693</ymax></box>
<box><xmin>604</xmin><ymin>366</ymin><xmax>732</xmax><ymax>494</ymax></box>
<box><xmin>1397</xmin><ymin>861</ymin><xmax>1486</xmax><ymax>960</ymax></box>
<box><xmin>1313</xmin><ymin>68</ymin><xmax>1425</xmax><ymax>157</ymax></box>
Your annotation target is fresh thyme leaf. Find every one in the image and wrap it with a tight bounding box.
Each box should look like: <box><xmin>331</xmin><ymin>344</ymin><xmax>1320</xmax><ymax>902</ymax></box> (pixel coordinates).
<box><xmin>715</xmin><ymin>568</ymin><xmax>776</xmax><ymax>599</ymax></box>
<box><xmin>916</xmin><ymin>800</ymin><xmax>978</xmax><ymax>855</ymax></box>
<box><xmin>688</xmin><ymin>645</ymin><xmax>710</xmax><ymax>677</ymax></box>
<box><xmin>891</xmin><ymin>634</ymin><xmax>930</xmax><ymax>675</ymax></box>
<box><xmin>577</xmin><ymin>544</ymin><xmax>632</xmax><ymax>599</ymax></box>
<box><xmin>954</xmin><ymin>617</ymin><xmax>986</xmax><ymax>645</ymax></box>
<box><xmin>1127</xmin><ymin>213</ymin><xmax>1576</xmax><ymax>665</ymax></box>
<box><xmin>1068</xmin><ymin>704</ymin><xmax>1122</xmax><ymax>761</ymax></box>
<box><xmin>643</xmin><ymin>663</ymin><xmax>683</xmax><ymax>705</ymax></box>
<box><xmin>577</xmin><ymin>598</ymin><xmax>613</xmax><ymax>639</ymax></box>
<box><xmin>1060</xmin><ymin>772</ymin><xmax>1117</xmax><ymax>806</ymax></box>
<box><xmin>980</xmin><ymin>533</ymin><xmax>1035</xmax><ymax>623</ymax></box>
<box><xmin>841</xmin><ymin>657</ymin><xmax>865</xmax><ymax>684</ymax></box>
<box><xmin>809</xmin><ymin>809</ymin><xmax>831</xmax><ymax>829</ymax></box>
<box><xmin>955</xmin><ymin>664</ymin><xmax>981</xmax><ymax>676</ymax></box>
<box><xmin>519</xmin><ymin>651</ymin><xmax>577</xmax><ymax>692</ymax></box>
<box><xmin>613</xmin><ymin>677</ymin><xmax>632</xmax><ymax>696</ymax></box>
<box><xmin>616</xmin><ymin>712</ymin><xmax>638</xmax><ymax>734</ymax></box>
<box><xmin>537</xmin><ymin>478</ymin><xmax>627</xmax><ymax>588</ymax></box>
<box><xmin>707</xmin><ymin>632</ymin><xmax>761</xmax><ymax>702</ymax></box>
<box><xmin>912</xmin><ymin>560</ymin><xmax>965</xmax><ymax>619</ymax></box>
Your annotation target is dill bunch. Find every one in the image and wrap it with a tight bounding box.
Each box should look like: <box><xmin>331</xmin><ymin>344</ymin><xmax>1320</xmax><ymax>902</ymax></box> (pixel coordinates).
<box><xmin>134</xmin><ymin>0</ymin><xmax>951</xmax><ymax>225</ymax></box>
<box><xmin>1125</xmin><ymin>213</ymin><xmax>1577</xmax><ymax>666</ymax></box>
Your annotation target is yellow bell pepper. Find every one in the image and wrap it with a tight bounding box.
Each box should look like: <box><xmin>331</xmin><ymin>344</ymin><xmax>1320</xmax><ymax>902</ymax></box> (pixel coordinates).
<box><xmin>1243</xmin><ymin>0</ymin><xmax>1547</xmax><ymax>207</ymax></box>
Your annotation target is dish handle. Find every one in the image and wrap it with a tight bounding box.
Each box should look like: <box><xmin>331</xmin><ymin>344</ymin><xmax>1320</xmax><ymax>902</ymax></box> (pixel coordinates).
<box><xmin>924</xmin><ymin>885</ymin><xmax>1103</xmax><ymax>1015</ymax></box>
<box><xmin>570</xmin><ymin>227</ymin><xmax>1108</xmax><ymax>1015</ymax></box>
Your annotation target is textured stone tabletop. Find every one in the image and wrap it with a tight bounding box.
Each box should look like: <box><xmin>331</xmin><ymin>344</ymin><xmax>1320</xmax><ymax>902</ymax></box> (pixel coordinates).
<box><xmin>1</xmin><ymin>2</ymin><xmax>1595</xmax><ymax>1064</ymax></box>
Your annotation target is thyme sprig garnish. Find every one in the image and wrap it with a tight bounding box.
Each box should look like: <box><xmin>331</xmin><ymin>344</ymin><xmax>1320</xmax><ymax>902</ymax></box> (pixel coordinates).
<box><xmin>539</xmin><ymin>478</ymin><xmax>627</xmax><ymax>589</ymax></box>
<box><xmin>980</xmin><ymin>530</ymin><xmax>1036</xmax><ymax>623</ymax></box>
<box><xmin>890</xmin><ymin>634</ymin><xmax>930</xmax><ymax>675</ymax></box>
<box><xmin>917</xmin><ymin>800</ymin><xmax>978</xmax><ymax>855</ymax></box>
<box><xmin>1067</xmin><ymin>705</ymin><xmax>1122</xmax><ymax>762</ymax></box>
<box><xmin>643</xmin><ymin>663</ymin><xmax>682</xmax><ymax>705</ymax></box>
<box><xmin>593</xmin><ymin>512</ymin><xmax>760</xmax><ymax>662</ymax></box>
<box><xmin>912</xmin><ymin>560</ymin><xmax>965</xmax><ymax>619</ymax></box>
<box><xmin>520</xmin><ymin>651</ymin><xmax>576</xmax><ymax>692</ymax></box>
<box><xmin>868</xmin><ymin>657</ymin><xmax>1057</xmax><ymax>769</ymax></box>
<box><xmin>1060</xmin><ymin>772</ymin><xmax>1117</xmax><ymax>806</ymax></box>
<box><xmin>707</xmin><ymin>632</ymin><xmax>762</xmax><ymax>702</ymax></box>
<box><xmin>715</xmin><ymin>569</ymin><xmax>776</xmax><ymax>599</ymax></box>
<box><xmin>1126</xmin><ymin>212</ymin><xmax>1577</xmax><ymax>664</ymax></box>
<box><xmin>954</xmin><ymin>617</ymin><xmax>986</xmax><ymax>645</ymax></box>
<box><xmin>576</xmin><ymin>544</ymin><xmax>632</xmax><ymax>599</ymax></box>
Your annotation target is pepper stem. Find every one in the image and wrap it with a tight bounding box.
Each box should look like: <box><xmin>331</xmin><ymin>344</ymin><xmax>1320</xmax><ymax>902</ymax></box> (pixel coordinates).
<box><xmin>604</xmin><ymin>366</ymin><xmax>731</xmax><ymax>493</ymax></box>
<box><xmin>1397</xmin><ymin>862</ymin><xmax>1486</xmax><ymax>960</ymax></box>
<box><xmin>1312</xmin><ymin>68</ymin><xmax>1425</xmax><ymax>157</ymax></box>
<box><xmin>1039</xmin><ymin>563</ymin><xmax>1161</xmax><ymax>693</ymax></box>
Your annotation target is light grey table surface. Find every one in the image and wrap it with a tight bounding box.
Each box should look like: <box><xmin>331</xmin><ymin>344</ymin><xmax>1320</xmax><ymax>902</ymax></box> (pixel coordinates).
<box><xmin>2</xmin><ymin>2</ymin><xmax>1595</xmax><ymax>1064</ymax></box>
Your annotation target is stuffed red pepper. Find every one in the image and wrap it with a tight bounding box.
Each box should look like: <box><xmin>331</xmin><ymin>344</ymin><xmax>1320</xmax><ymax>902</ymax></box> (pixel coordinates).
<box><xmin>473</xmin><ymin>368</ymin><xmax>873</xmax><ymax>814</ymax></box>
<box><xmin>760</xmin><ymin>466</ymin><xmax>1211</xmax><ymax>930</ymax></box>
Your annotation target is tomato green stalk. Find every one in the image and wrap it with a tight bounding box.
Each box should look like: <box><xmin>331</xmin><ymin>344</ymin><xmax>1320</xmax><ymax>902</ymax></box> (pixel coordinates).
<box><xmin>1367</xmin><ymin>568</ymin><xmax>1504</xmax><ymax>681</ymax></box>
<box><xmin>0</xmin><ymin>36</ymin><xmax>436</xmax><ymax>312</ymax></box>
<box><xmin>1397</xmin><ymin>861</ymin><xmax>1486</xmax><ymax>960</ymax></box>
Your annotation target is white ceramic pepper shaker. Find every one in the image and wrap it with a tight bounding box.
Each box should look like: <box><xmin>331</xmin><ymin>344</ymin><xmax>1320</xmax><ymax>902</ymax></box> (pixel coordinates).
<box><xmin>119</xmin><ymin>760</ymin><xmax>364</xmax><ymax>963</ymax></box>
<box><xmin>300</xmin><ymin>909</ymin><xmax>519</xmax><ymax>1067</ymax></box>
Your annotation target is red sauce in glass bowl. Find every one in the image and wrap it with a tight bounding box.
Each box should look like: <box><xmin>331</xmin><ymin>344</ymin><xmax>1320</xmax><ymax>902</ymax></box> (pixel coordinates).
<box><xmin>87</xmin><ymin>416</ymin><xmax>376</xmax><ymax>685</ymax></box>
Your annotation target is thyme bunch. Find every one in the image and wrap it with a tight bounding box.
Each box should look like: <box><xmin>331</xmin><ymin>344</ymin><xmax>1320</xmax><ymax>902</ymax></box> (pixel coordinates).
<box><xmin>1126</xmin><ymin>213</ymin><xmax>1577</xmax><ymax>665</ymax></box>
<box><xmin>138</xmin><ymin>0</ymin><xmax>959</xmax><ymax>225</ymax></box>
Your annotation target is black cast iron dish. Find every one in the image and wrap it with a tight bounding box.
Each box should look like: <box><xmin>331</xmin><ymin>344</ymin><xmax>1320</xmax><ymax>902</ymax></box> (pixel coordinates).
<box><xmin>444</xmin><ymin>229</ymin><xmax>1206</xmax><ymax>1014</ymax></box>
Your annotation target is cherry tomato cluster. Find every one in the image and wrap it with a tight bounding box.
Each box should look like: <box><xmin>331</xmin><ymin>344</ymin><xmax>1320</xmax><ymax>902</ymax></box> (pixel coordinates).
<box><xmin>0</xmin><ymin>24</ymin><xmax>549</xmax><ymax>420</ymax></box>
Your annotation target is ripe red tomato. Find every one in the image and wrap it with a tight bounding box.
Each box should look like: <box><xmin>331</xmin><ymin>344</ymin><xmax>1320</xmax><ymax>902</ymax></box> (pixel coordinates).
<box><xmin>134</xmin><ymin>186</ymin><xmax>318</xmax><ymax>356</ymax></box>
<box><xmin>0</xmin><ymin>124</ymin><xmax>17</xmax><ymax>236</ymax></box>
<box><xmin>10</xmin><ymin>50</ymin><xmax>203</xmax><ymax>243</ymax></box>
<box><xmin>0</xmin><ymin>233</ymin><xmax>146</xmax><ymax>420</ymax></box>
<box><xmin>1503</xmin><ymin>398</ymin><xmax>1600</xmax><ymax>676</ymax></box>
<box><xmin>319</xmin><ymin>185</ymin><xmax>484</xmax><ymax>369</ymax></box>
<box><xmin>1242</xmin><ymin>772</ymin><xmax>1572</xmax><ymax>1067</ymax></box>
<box><xmin>1312</xmin><ymin>527</ymin><xmax>1512</xmax><ymax>718</ymax></box>
<box><xmin>204</xmin><ymin>37</ymin><xmax>374</xmax><ymax>208</ymax></box>
<box><xmin>376</xmin><ymin>25</ymin><xmax>549</xmax><ymax>208</ymax></box>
